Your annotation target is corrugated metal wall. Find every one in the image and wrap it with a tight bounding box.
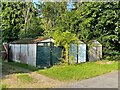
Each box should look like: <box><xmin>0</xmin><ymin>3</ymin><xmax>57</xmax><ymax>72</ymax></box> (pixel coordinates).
<box><xmin>9</xmin><ymin>44</ymin><xmax>36</xmax><ymax>67</ymax></box>
<box><xmin>69</xmin><ymin>43</ymin><xmax>86</xmax><ymax>64</ymax></box>
<box><xmin>78</xmin><ymin>44</ymin><xmax>86</xmax><ymax>63</ymax></box>
<box><xmin>69</xmin><ymin>44</ymin><xmax>77</xmax><ymax>64</ymax></box>
<box><xmin>27</xmin><ymin>44</ymin><xmax>36</xmax><ymax>67</ymax></box>
<box><xmin>88</xmin><ymin>40</ymin><xmax>102</xmax><ymax>61</ymax></box>
<box><xmin>51</xmin><ymin>47</ymin><xmax>62</xmax><ymax>65</ymax></box>
<box><xmin>89</xmin><ymin>45</ymin><xmax>102</xmax><ymax>62</ymax></box>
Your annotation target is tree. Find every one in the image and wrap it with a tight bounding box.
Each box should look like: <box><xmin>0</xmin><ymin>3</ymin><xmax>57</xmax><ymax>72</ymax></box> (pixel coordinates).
<box><xmin>25</xmin><ymin>16</ymin><xmax>44</xmax><ymax>38</ymax></box>
<box><xmin>36</xmin><ymin>2</ymin><xmax>67</xmax><ymax>36</ymax></box>
<box><xmin>52</xmin><ymin>30</ymin><xmax>77</xmax><ymax>63</ymax></box>
<box><xmin>2</xmin><ymin>2</ymin><xmax>24</xmax><ymax>42</ymax></box>
<box><xmin>74</xmin><ymin>2</ymin><xmax>120</xmax><ymax>60</ymax></box>
<box><xmin>2</xmin><ymin>2</ymin><xmax>43</xmax><ymax>42</ymax></box>
<box><xmin>38</xmin><ymin>2</ymin><xmax>120</xmax><ymax>60</ymax></box>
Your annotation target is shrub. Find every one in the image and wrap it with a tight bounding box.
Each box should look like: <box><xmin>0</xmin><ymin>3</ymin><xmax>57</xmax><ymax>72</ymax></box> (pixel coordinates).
<box><xmin>104</xmin><ymin>50</ymin><xmax>120</xmax><ymax>60</ymax></box>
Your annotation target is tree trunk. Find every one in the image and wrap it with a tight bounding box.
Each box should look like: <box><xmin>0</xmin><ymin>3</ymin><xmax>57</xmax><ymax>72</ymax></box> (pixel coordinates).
<box><xmin>65</xmin><ymin>48</ymin><xmax>69</xmax><ymax>64</ymax></box>
<box><xmin>25</xmin><ymin>3</ymin><xmax>30</xmax><ymax>24</ymax></box>
<box><xmin>24</xmin><ymin>3</ymin><xmax>30</xmax><ymax>38</ymax></box>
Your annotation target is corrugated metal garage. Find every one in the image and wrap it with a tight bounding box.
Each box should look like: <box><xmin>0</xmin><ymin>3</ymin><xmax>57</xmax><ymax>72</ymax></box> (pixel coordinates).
<box><xmin>8</xmin><ymin>38</ymin><xmax>62</xmax><ymax>67</ymax></box>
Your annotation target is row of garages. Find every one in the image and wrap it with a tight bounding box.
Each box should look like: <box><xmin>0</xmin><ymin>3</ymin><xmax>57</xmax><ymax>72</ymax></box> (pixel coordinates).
<box><xmin>2</xmin><ymin>38</ymin><xmax>102</xmax><ymax>67</ymax></box>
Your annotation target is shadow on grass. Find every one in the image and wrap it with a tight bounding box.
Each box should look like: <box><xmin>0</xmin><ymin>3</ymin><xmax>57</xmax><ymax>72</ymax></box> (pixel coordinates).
<box><xmin>2</xmin><ymin>61</ymin><xmax>49</xmax><ymax>78</ymax></box>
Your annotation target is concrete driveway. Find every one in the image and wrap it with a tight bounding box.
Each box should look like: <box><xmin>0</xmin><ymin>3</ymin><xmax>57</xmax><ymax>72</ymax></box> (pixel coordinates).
<box><xmin>57</xmin><ymin>71</ymin><xmax>118</xmax><ymax>88</ymax></box>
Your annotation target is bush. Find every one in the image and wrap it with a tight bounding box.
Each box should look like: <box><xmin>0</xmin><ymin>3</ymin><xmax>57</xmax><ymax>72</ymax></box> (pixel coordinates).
<box><xmin>57</xmin><ymin>58</ymin><xmax>68</xmax><ymax>65</ymax></box>
<box><xmin>105</xmin><ymin>50</ymin><xmax>120</xmax><ymax>60</ymax></box>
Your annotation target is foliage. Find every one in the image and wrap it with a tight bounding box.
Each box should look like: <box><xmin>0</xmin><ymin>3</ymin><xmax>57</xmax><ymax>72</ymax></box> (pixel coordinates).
<box><xmin>37</xmin><ymin>60</ymin><xmax>118</xmax><ymax>81</ymax></box>
<box><xmin>52</xmin><ymin>30</ymin><xmax>77</xmax><ymax>62</ymax></box>
<box><xmin>75</xmin><ymin>2</ymin><xmax>120</xmax><ymax>60</ymax></box>
<box><xmin>2</xmin><ymin>2</ymin><xmax>120</xmax><ymax>60</ymax></box>
<box><xmin>19</xmin><ymin>16</ymin><xmax>44</xmax><ymax>38</ymax></box>
<box><xmin>2</xmin><ymin>2</ymin><xmax>43</xmax><ymax>42</ymax></box>
<box><xmin>37</xmin><ymin>2</ymin><xmax>67</xmax><ymax>36</ymax></box>
<box><xmin>105</xmin><ymin>50</ymin><xmax>120</xmax><ymax>60</ymax></box>
<box><xmin>39</xmin><ymin>2</ymin><xmax>120</xmax><ymax>60</ymax></box>
<box><xmin>2</xmin><ymin>2</ymin><xmax>24</xmax><ymax>42</ymax></box>
<box><xmin>38</xmin><ymin>2</ymin><xmax>79</xmax><ymax>62</ymax></box>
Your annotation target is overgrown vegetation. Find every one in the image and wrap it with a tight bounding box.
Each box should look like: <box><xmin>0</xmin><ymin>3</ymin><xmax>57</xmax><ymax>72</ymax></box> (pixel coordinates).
<box><xmin>38</xmin><ymin>2</ymin><xmax>120</xmax><ymax>60</ymax></box>
<box><xmin>37</xmin><ymin>60</ymin><xmax>118</xmax><ymax>81</ymax></box>
<box><xmin>1</xmin><ymin>2</ymin><xmax>43</xmax><ymax>42</ymax></box>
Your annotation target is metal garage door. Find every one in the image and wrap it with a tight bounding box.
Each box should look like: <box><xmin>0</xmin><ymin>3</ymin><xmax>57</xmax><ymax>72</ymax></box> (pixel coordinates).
<box><xmin>36</xmin><ymin>46</ymin><xmax>62</xmax><ymax>67</ymax></box>
<box><xmin>36</xmin><ymin>46</ymin><xmax>50</xmax><ymax>67</ymax></box>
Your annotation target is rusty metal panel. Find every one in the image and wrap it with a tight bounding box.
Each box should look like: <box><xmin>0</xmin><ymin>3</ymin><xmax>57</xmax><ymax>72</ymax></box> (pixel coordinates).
<box><xmin>89</xmin><ymin>46</ymin><xmax>102</xmax><ymax>61</ymax></box>
<box><xmin>88</xmin><ymin>40</ymin><xmax>102</xmax><ymax>61</ymax></box>
<box><xmin>9</xmin><ymin>44</ymin><xmax>20</xmax><ymax>62</ymax></box>
<box><xmin>27</xmin><ymin>44</ymin><xmax>36</xmax><ymax>67</ymax></box>
<box><xmin>2</xmin><ymin>43</ymin><xmax>8</xmax><ymax>61</ymax></box>
<box><xmin>96</xmin><ymin>46</ymin><xmax>102</xmax><ymax>59</ymax></box>
<box><xmin>89</xmin><ymin>46</ymin><xmax>97</xmax><ymax>62</ymax></box>
<box><xmin>8</xmin><ymin>44</ymin><xmax>13</xmax><ymax>60</ymax></box>
<box><xmin>10</xmin><ymin>44</ymin><xmax>15</xmax><ymax>61</ymax></box>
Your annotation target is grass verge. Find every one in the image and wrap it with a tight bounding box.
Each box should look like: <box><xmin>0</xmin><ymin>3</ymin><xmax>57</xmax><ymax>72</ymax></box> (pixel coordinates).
<box><xmin>37</xmin><ymin>60</ymin><xmax>118</xmax><ymax>81</ymax></box>
<box><xmin>16</xmin><ymin>73</ymin><xmax>33</xmax><ymax>83</ymax></box>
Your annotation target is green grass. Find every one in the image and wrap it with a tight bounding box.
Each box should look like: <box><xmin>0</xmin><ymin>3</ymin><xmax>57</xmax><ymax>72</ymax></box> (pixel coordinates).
<box><xmin>16</xmin><ymin>73</ymin><xmax>33</xmax><ymax>83</ymax></box>
<box><xmin>4</xmin><ymin>62</ymin><xmax>38</xmax><ymax>71</ymax></box>
<box><xmin>37</xmin><ymin>60</ymin><xmax>118</xmax><ymax>81</ymax></box>
<box><xmin>119</xmin><ymin>61</ymin><xmax>120</xmax><ymax>70</ymax></box>
<box><xmin>0</xmin><ymin>84</ymin><xmax>7</xmax><ymax>90</ymax></box>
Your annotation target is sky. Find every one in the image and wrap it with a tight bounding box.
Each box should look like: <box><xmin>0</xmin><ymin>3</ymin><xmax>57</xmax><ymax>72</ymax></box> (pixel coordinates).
<box><xmin>32</xmin><ymin>0</ymin><xmax>74</xmax><ymax>11</ymax></box>
<box><xmin>33</xmin><ymin>0</ymin><xmax>39</xmax><ymax>8</ymax></box>
<box><xmin>33</xmin><ymin>0</ymin><xmax>39</xmax><ymax>3</ymax></box>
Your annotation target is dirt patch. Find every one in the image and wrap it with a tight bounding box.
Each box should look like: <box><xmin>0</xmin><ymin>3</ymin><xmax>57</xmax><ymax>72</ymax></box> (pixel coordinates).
<box><xmin>1</xmin><ymin>63</ymin><xmax>65</xmax><ymax>88</ymax></box>
<box><xmin>96</xmin><ymin>61</ymin><xmax>113</xmax><ymax>65</ymax></box>
<box><xmin>29</xmin><ymin>72</ymin><xmax>65</xmax><ymax>88</ymax></box>
<box><xmin>2</xmin><ymin>72</ymin><xmax>65</xmax><ymax>88</ymax></box>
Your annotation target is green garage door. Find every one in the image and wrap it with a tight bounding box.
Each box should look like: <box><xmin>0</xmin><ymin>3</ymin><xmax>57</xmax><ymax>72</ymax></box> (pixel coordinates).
<box><xmin>52</xmin><ymin>47</ymin><xmax>62</xmax><ymax>65</ymax></box>
<box><xmin>36</xmin><ymin>46</ymin><xmax>62</xmax><ymax>67</ymax></box>
<box><xmin>36</xmin><ymin>46</ymin><xmax>50</xmax><ymax>67</ymax></box>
